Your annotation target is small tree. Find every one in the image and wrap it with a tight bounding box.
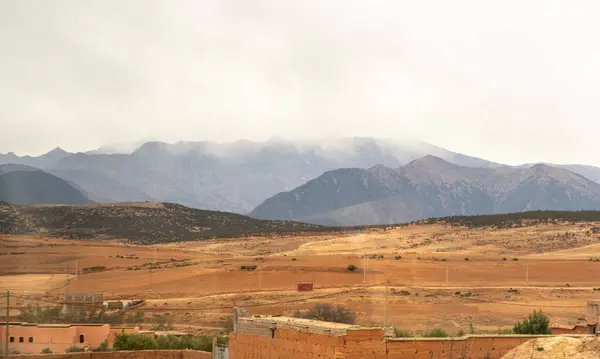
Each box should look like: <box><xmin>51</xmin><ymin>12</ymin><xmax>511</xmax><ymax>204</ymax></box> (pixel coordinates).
<box><xmin>347</xmin><ymin>264</ymin><xmax>357</xmax><ymax>272</ymax></box>
<box><xmin>151</xmin><ymin>314</ymin><xmax>174</xmax><ymax>331</ymax></box>
<box><xmin>294</xmin><ymin>303</ymin><xmax>356</xmax><ymax>324</ymax></box>
<box><xmin>513</xmin><ymin>310</ymin><xmax>550</xmax><ymax>334</ymax></box>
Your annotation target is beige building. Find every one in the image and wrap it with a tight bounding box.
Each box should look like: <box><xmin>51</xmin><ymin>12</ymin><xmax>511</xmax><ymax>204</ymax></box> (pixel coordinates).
<box><xmin>0</xmin><ymin>322</ymin><xmax>138</xmax><ymax>355</ymax></box>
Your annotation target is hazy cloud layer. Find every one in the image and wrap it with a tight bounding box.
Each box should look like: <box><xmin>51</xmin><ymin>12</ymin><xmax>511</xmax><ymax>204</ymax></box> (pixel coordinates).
<box><xmin>1</xmin><ymin>0</ymin><xmax>599</xmax><ymax>165</ymax></box>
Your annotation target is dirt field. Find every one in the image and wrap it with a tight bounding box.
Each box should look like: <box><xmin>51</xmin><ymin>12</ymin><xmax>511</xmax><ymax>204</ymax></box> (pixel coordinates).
<box><xmin>2</xmin><ymin>221</ymin><xmax>600</xmax><ymax>335</ymax></box>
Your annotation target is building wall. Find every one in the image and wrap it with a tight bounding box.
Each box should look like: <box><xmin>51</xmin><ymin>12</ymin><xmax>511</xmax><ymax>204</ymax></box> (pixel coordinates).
<box><xmin>229</xmin><ymin>325</ymin><xmax>593</xmax><ymax>359</ymax></box>
<box><xmin>7</xmin><ymin>350</ymin><xmax>211</xmax><ymax>359</ymax></box>
<box><xmin>1</xmin><ymin>325</ymin><xmax>138</xmax><ymax>355</ymax></box>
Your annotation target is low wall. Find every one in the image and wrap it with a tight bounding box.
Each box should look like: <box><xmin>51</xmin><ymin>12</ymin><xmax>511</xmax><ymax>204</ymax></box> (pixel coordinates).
<box><xmin>8</xmin><ymin>350</ymin><xmax>211</xmax><ymax>359</ymax></box>
<box><xmin>230</xmin><ymin>325</ymin><xmax>594</xmax><ymax>359</ymax></box>
<box><xmin>551</xmin><ymin>325</ymin><xmax>588</xmax><ymax>335</ymax></box>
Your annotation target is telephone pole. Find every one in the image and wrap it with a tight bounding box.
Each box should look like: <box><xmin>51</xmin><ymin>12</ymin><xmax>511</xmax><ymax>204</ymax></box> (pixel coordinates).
<box><xmin>384</xmin><ymin>279</ymin><xmax>389</xmax><ymax>328</ymax></box>
<box><xmin>526</xmin><ymin>264</ymin><xmax>529</xmax><ymax>284</ymax></box>
<box><xmin>363</xmin><ymin>256</ymin><xmax>368</xmax><ymax>283</ymax></box>
<box><xmin>5</xmin><ymin>290</ymin><xmax>9</xmax><ymax>359</ymax></box>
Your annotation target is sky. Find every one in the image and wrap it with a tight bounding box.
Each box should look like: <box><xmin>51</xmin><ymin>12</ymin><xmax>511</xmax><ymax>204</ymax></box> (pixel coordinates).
<box><xmin>1</xmin><ymin>0</ymin><xmax>600</xmax><ymax>166</ymax></box>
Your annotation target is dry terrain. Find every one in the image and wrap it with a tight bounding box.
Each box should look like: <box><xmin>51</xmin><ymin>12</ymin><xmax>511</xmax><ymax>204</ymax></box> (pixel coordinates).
<box><xmin>3</xmin><ymin>220</ymin><xmax>600</xmax><ymax>335</ymax></box>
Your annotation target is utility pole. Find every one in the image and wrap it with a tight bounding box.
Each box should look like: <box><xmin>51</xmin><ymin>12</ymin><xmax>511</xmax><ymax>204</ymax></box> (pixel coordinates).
<box><xmin>258</xmin><ymin>269</ymin><xmax>262</xmax><ymax>290</ymax></box>
<box><xmin>384</xmin><ymin>279</ymin><xmax>389</xmax><ymax>328</ymax></box>
<box><xmin>5</xmin><ymin>290</ymin><xmax>9</xmax><ymax>359</ymax></box>
<box><xmin>148</xmin><ymin>265</ymin><xmax>153</xmax><ymax>293</ymax></box>
<box><xmin>363</xmin><ymin>255</ymin><xmax>368</xmax><ymax>283</ymax></box>
<box><xmin>526</xmin><ymin>264</ymin><xmax>529</xmax><ymax>284</ymax></box>
<box><xmin>75</xmin><ymin>260</ymin><xmax>78</xmax><ymax>280</ymax></box>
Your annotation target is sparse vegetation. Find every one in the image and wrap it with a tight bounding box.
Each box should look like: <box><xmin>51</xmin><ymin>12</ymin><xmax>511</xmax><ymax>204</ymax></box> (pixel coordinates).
<box><xmin>347</xmin><ymin>264</ymin><xmax>357</xmax><ymax>272</ymax></box>
<box><xmin>65</xmin><ymin>346</ymin><xmax>85</xmax><ymax>353</ymax></box>
<box><xmin>294</xmin><ymin>303</ymin><xmax>356</xmax><ymax>324</ymax></box>
<box><xmin>40</xmin><ymin>348</ymin><xmax>53</xmax><ymax>354</ymax></box>
<box><xmin>394</xmin><ymin>328</ymin><xmax>414</xmax><ymax>337</ymax></box>
<box><xmin>151</xmin><ymin>314</ymin><xmax>174</xmax><ymax>331</ymax></box>
<box><xmin>394</xmin><ymin>255</ymin><xmax>402</xmax><ymax>260</ymax></box>
<box><xmin>513</xmin><ymin>310</ymin><xmax>550</xmax><ymax>335</ymax></box>
<box><xmin>240</xmin><ymin>265</ymin><xmax>257</xmax><ymax>271</ymax></box>
<box><xmin>113</xmin><ymin>333</ymin><xmax>227</xmax><ymax>352</ymax></box>
<box><xmin>81</xmin><ymin>265</ymin><xmax>106</xmax><ymax>274</ymax></box>
<box><xmin>425</xmin><ymin>211</ymin><xmax>600</xmax><ymax>229</ymax></box>
<box><xmin>422</xmin><ymin>328</ymin><xmax>449</xmax><ymax>338</ymax></box>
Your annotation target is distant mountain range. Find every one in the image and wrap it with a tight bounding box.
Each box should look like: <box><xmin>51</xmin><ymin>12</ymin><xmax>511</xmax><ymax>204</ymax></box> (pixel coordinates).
<box><xmin>0</xmin><ymin>165</ymin><xmax>92</xmax><ymax>205</ymax></box>
<box><xmin>2</xmin><ymin>138</ymin><xmax>600</xmax><ymax>219</ymax></box>
<box><xmin>250</xmin><ymin>156</ymin><xmax>600</xmax><ymax>225</ymax></box>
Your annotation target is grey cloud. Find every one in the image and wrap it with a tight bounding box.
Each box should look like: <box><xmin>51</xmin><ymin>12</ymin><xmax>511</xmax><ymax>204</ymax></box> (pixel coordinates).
<box><xmin>1</xmin><ymin>0</ymin><xmax>599</xmax><ymax>166</ymax></box>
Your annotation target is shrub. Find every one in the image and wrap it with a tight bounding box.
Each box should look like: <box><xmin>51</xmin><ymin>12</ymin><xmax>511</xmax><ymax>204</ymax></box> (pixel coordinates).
<box><xmin>503</xmin><ymin>257</ymin><xmax>507</xmax><ymax>261</ymax></box>
<box><xmin>456</xmin><ymin>329</ymin><xmax>465</xmax><ymax>337</ymax></box>
<box><xmin>513</xmin><ymin>310</ymin><xmax>550</xmax><ymax>334</ymax></box>
<box><xmin>464</xmin><ymin>257</ymin><xmax>469</xmax><ymax>261</ymax></box>
<box><xmin>393</xmin><ymin>290</ymin><xmax>411</xmax><ymax>296</ymax></box>
<box><xmin>65</xmin><ymin>346</ymin><xmax>85</xmax><ymax>353</ymax></box>
<box><xmin>512</xmin><ymin>258</ymin><xmax>519</xmax><ymax>261</ymax></box>
<box><xmin>291</xmin><ymin>258</ymin><xmax>297</xmax><ymax>261</ymax></box>
<box><xmin>454</xmin><ymin>291</ymin><xmax>461</xmax><ymax>295</ymax></box>
<box><xmin>40</xmin><ymin>348</ymin><xmax>53</xmax><ymax>354</ymax></box>
<box><xmin>294</xmin><ymin>303</ymin><xmax>356</xmax><ymax>324</ymax></box>
<box><xmin>151</xmin><ymin>314</ymin><xmax>174</xmax><ymax>331</ymax></box>
<box><xmin>394</xmin><ymin>256</ymin><xmax>402</xmax><ymax>260</ymax></box>
<box><xmin>113</xmin><ymin>333</ymin><xmax>158</xmax><ymax>351</ymax></box>
<box><xmin>347</xmin><ymin>264</ymin><xmax>357</xmax><ymax>272</ymax></box>
<box><xmin>240</xmin><ymin>265</ymin><xmax>257</xmax><ymax>271</ymax></box>
<box><xmin>422</xmin><ymin>328</ymin><xmax>449</xmax><ymax>338</ymax></box>
<box><xmin>93</xmin><ymin>340</ymin><xmax>110</xmax><ymax>352</ymax></box>
<box><xmin>394</xmin><ymin>328</ymin><xmax>414</xmax><ymax>337</ymax></box>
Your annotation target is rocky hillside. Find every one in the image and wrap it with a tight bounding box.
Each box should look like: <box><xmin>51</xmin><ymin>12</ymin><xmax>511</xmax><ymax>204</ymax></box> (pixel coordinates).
<box><xmin>250</xmin><ymin>156</ymin><xmax>600</xmax><ymax>225</ymax></box>
<box><xmin>0</xmin><ymin>169</ymin><xmax>92</xmax><ymax>205</ymax></box>
<box><xmin>0</xmin><ymin>202</ymin><xmax>323</xmax><ymax>244</ymax></box>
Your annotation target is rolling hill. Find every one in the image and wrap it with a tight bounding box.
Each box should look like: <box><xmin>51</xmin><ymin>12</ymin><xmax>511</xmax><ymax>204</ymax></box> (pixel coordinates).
<box><xmin>0</xmin><ymin>201</ymin><xmax>323</xmax><ymax>244</ymax></box>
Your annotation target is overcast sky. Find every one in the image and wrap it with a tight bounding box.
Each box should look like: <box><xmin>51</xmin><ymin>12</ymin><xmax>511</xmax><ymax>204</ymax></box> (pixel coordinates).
<box><xmin>1</xmin><ymin>1</ymin><xmax>600</xmax><ymax>165</ymax></box>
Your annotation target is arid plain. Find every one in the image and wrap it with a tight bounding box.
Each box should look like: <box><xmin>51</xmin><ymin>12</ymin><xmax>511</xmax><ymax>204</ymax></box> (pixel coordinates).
<box><xmin>3</xmin><ymin>221</ymin><xmax>600</xmax><ymax>335</ymax></box>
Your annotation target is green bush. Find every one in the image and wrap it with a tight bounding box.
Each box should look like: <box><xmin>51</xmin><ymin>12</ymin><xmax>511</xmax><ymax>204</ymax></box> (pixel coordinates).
<box><xmin>113</xmin><ymin>333</ymin><xmax>158</xmax><ymax>351</ymax></box>
<box><xmin>422</xmin><ymin>328</ymin><xmax>449</xmax><ymax>338</ymax></box>
<box><xmin>394</xmin><ymin>328</ymin><xmax>414</xmax><ymax>337</ymax></box>
<box><xmin>294</xmin><ymin>303</ymin><xmax>356</xmax><ymax>324</ymax></box>
<box><xmin>65</xmin><ymin>346</ymin><xmax>85</xmax><ymax>353</ymax></box>
<box><xmin>113</xmin><ymin>333</ymin><xmax>226</xmax><ymax>352</ymax></box>
<box><xmin>513</xmin><ymin>310</ymin><xmax>550</xmax><ymax>334</ymax></box>
<box><xmin>347</xmin><ymin>264</ymin><xmax>357</xmax><ymax>272</ymax></box>
<box><xmin>394</xmin><ymin>256</ymin><xmax>402</xmax><ymax>260</ymax></box>
<box><xmin>40</xmin><ymin>348</ymin><xmax>53</xmax><ymax>354</ymax></box>
<box><xmin>93</xmin><ymin>340</ymin><xmax>110</xmax><ymax>352</ymax></box>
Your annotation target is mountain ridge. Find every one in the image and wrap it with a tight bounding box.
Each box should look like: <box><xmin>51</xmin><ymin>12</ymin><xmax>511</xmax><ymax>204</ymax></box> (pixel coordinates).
<box><xmin>250</xmin><ymin>156</ymin><xmax>600</xmax><ymax>225</ymax></box>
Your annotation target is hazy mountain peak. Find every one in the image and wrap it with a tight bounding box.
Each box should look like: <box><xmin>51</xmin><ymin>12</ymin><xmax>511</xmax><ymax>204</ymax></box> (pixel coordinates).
<box><xmin>408</xmin><ymin>155</ymin><xmax>455</xmax><ymax>169</ymax></box>
<box><xmin>46</xmin><ymin>147</ymin><xmax>67</xmax><ymax>155</ymax></box>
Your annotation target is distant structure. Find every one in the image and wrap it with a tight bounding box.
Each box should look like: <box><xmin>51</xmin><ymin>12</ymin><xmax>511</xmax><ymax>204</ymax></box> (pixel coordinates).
<box><xmin>297</xmin><ymin>281</ymin><xmax>314</xmax><ymax>292</ymax></box>
<box><xmin>63</xmin><ymin>292</ymin><xmax>104</xmax><ymax>316</ymax></box>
